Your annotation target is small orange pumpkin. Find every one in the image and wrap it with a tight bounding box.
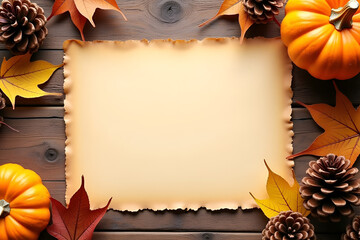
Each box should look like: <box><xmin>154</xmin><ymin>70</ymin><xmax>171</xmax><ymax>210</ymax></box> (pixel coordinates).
<box><xmin>0</xmin><ymin>163</ymin><xmax>50</xmax><ymax>240</ymax></box>
<box><xmin>281</xmin><ymin>0</ymin><xmax>360</xmax><ymax>80</ymax></box>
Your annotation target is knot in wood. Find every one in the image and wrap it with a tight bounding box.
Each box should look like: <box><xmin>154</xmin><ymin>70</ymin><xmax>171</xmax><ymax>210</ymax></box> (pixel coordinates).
<box><xmin>148</xmin><ymin>0</ymin><xmax>185</xmax><ymax>23</ymax></box>
<box><xmin>45</xmin><ymin>148</ymin><xmax>58</xmax><ymax>162</ymax></box>
<box><xmin>160</xmin><ymin>1</ymin><xmax>183</xmax><ymax>23</ymax></box>
<box><xmin>202</xmin><ymin>233</ymin><xmax>213</xmax><ymax>240</ymax></box>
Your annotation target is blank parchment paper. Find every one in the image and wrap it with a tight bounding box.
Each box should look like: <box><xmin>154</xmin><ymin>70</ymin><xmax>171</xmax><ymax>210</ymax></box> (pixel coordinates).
<box><xmin>63</xmin><ymin>38</ymin><xmax>293</xmax><ymax>211</ymax></box>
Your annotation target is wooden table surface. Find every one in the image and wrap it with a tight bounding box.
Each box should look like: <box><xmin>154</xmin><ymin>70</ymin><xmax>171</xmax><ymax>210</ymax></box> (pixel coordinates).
<box><xmin>0</xmin><ymin>0</ymin><xmax>360</xmax><ymax>239</ymax></box>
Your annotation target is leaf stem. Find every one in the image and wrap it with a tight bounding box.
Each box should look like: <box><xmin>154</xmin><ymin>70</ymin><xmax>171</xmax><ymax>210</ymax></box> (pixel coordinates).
<box><xmin>273</xmin><ymin>17</ymin><xmax>281</xmax><ymax>27</ymax></box>
<box><xmin>0</xmin><ymin>121</ymin><xmax>19</xmax><ymax>132</ymax></box>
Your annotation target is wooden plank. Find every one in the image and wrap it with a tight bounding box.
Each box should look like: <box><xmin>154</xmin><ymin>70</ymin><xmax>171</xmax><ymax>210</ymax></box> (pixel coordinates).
<box><xmin>0</xmin><ymin>0</ymin><xmax>357</xmax><ymax>108</ymax></box>
<box><xmin>0</xmin><ymin>110</ymin><xmax>65</xmax><ymax>180</ymax></box>
<box><xmin>39</xmin><ymin>231</ymin><xmax>342</xmax><ymax>240</ymax></box>
<box><xmin>292</xmin><ymin>67</ymin><xmax>360</xmax><ymax>106</ymax></box>
<box><xmin>0</xmin><ymin>0</ymin><xmax>282</xmax><ymax>50</ymax></box>
<box><xmin>0</xmin><ymin>54</ymin><xmax>359</xmax><ymax>107</ymax></box>
<box><xmin>90</xmin><ymin>232</ymin><xmax>340</xmax><ymax>240</ymax></box>
<box><xmin>2</xmin><ymin>107</ymin><xmax>320</xmax><ymax>181</ymax></box>
<box><xmin>1</xmin><ymin>107</ymin><xmax>355</xmax><ymax>234</ymax></box>
<box><xmin>42</xmin><ymin>181</ymin><xmax>353</xmax><ymax>233</ymax></box>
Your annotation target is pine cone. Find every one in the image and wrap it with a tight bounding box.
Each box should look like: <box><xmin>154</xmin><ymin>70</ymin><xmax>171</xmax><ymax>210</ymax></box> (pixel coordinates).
<box><xmin>300</xmin><ymin>154</ymin><xmax>360</xmax><ymax>222</ymax></box>
<box><xmin>343</xmin><ymin>215</ymin><xmax>360</xmax><ymax>240</ymax></box>
<box><xmin>243</xmin><ymin>0</ymin><xmax>284</xmax><ymax>24</ymax></box>
<box><xmin>262</xmin><ymin>211</ymin><xmax>316</xmax><ymax>240</ymax></box>
<box><xmin>0</xmin><ymin>0</ymin><xmax>48</xmax><ymax>54</ymax></box>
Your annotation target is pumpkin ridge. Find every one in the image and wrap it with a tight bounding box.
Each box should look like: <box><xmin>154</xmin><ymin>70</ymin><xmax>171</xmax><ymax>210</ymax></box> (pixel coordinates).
<box><xmin>341</xmin><ymin>30</ymin><xmax>360</xmax><ymax>77</ymax></box>
<box><xmin>286</xmin><ymin>0</ymin><xmax>331</xmax><ymax>15</ymax></box>
<box><xmin>9</xmin><ymin>183</ymin><xmax>50</xmax><ymax>209</ymax></box>
<box><xmin>0</xmin><ymin>164</ymin><xmax>50</xmax><ymax>240</ymax></box>
<box><xmin>0</xmin><ymin>164</ymin><xmax>24</xmax><ymax>201</ymax></box>
<box><xmin>5</xmin><ymin>215</ymin><xmax>38</xmax><ymax>239</ymax></box>
<box><xmin>289</xmin><ymin>25</ymin><xmax>333</xmax><ymax>69</ymax></box>
<box><xmin>281</xmin><ymin>11</ymin><xmax>329</xmax><ymax>45</ymax></box>
<box><xmin>350</xmin><ymin>23</ymin><xmax>360</xmax><ymax>42</ymax></box>
<box><xmin>310</xmin><ymin>30</ymin><xmax>344</xmax><ymax>79</ymax></box>
<box><xmin>5</xmin><ymin>170</ymin><xmax>42</xmax><ymax>203</ymax></box>
<box><xmin>0</xmin><ymin>221</ymin><xmax>8</xmax><ymax>240</ymax></box>
<box><xmin>10</xmin><ymin>208</ymin><xmax>50</xmax><ymax>231</ymax></box>
<box><xmin>326</xmin><ymin>0</ymin><xmax>352</xmax><ymax>9</ymax></box>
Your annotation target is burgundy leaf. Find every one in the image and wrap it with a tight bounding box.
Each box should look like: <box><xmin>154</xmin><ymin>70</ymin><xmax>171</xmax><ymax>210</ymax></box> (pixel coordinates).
<box><xmin>47</xmin><ymin>176</ymin><xmax>111</xmax><ymax>240</ymax></box>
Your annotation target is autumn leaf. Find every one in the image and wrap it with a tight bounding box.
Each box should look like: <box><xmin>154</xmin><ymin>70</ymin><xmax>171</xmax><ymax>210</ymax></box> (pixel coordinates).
<box><xmin>48</xmin><ymin>0</ymin><xmax>126</xmax><ymax>41</ymax></box>
<box><xmin>238</xmin><ymin>5</ymin><xmax>254</xmax><ymax>43</ymax></box>
<box><xmin>47</xmin><ymin>176</ymin><xmax>112</xmax><ymax>240</ymax></box>
<box><xmin>288</xmin><ymin>83</ymin><xmax>360</xmax><ymax>166</ymax></box>
<box><xmin>0</xmin><ymin>53</ymin><xmax>62</xmax><ymax>109</ymax></box>
<box><xmin>74</xmin><ymin>0</ymin><xmax>126</xmax><ymax>27</ymax></box>
<box><xmin>250</xmin><ymin>160</ymin><xmax>310</xmax><ymax>218</ymax></box>
<box><xmin>48</xmin><ymin>0</ymin><xmax>87</xmax><ymax>40</ymax></box>
<box><xmin>199</xmin><ymin>0</ymin><xmax>254</xmax><ymax>43</ymax></box>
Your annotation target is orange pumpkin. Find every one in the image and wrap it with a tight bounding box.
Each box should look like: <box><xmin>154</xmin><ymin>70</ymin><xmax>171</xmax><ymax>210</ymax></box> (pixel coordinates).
<box><xmin>281</xmin><ymin>0</ymin><xmax>360</xmax><ymax>80</ymax></box>
<box><xmin>0</xmin><ymin>163</ymin><xmax>50</xmax><ymax>240</ymax></box>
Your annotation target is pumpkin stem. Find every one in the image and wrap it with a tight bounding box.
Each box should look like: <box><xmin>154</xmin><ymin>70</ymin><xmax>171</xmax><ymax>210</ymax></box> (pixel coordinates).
<box><xmin>329</xmin><ymin>0</ymin><xmax>359</xmax><ymax>30</ymax></box>
<box><xmin>0</xmin><ymin>200</ymin><xmax>10</xmax><ymax>218</ymax></box>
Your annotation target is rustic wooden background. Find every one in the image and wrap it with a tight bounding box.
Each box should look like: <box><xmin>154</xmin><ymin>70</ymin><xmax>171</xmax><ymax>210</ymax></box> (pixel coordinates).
<box><xmin>0</xmin><ymin>0</ymin><xmax>360</xmax><ymax>239</ymax></box>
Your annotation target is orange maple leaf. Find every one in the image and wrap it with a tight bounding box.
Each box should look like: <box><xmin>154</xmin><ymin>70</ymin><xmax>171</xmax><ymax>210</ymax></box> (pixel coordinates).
<box><xmin>288</xmin><ymin>82</ymin><xmax>360</xmax><ymax>166</ymax></box>
<box><xmin>199</xmin><ymin>0</ymin><xmax>254</xmax><ymax>43</ymax></box>
<box><xmin>48</xmin><ymin>0</ymin><xmax>126</xmax><ymax>40</ymax></box>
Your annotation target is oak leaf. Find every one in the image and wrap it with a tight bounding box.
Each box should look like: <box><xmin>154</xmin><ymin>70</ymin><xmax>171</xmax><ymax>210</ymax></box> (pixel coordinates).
<box><xmin>0</xmin><ymin>53</ymin><xmax>62</xmax><ymax>109</ymax></box>
<box><xmin>288</xmin><ymin>83</ymin><xmax>360</xmax><ymax>166</ymax></box>
<box><xmin>48</xmin><ymin>0</ymin><xmax>126</xmax><ymax>40</ymax></box>
<box><xmin>47</xmin><ymin>176</ymin><xmax>112</xmax><ymax>240</ymax></box>
<box><xmin>250</xmin><ymin>161</ymin><xmax>310</xmax><ymax>218</ymax></box>
<box><xmin>199</xmin><ymin>0</ymin><xmax>254</xmax><ymax>43</ymax></box>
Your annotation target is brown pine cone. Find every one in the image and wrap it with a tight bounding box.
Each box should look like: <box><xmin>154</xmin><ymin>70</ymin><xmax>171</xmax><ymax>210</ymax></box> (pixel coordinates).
<box><xmin>343</xmin><ymin>215</ymin><xmax>360</xmax><ymax>240</ymax></box>
<box><xmin>262</xmin><ymin>211</ymin><xmax>316</xmax><ymax>240</ymax></box>
<box><xmin>300</xmin><ymin>154</ymin><xmax>360</xmax><ymax>222</ymax></box>
<box><xmin>0</xmin><ymin>0</ymin><xmax>48</xmax><ymax>54</ymax></box>
<box><xmin>243</xmin><ymin>0</ymin><xmax>285</xmax><ymax>24</ymax></box>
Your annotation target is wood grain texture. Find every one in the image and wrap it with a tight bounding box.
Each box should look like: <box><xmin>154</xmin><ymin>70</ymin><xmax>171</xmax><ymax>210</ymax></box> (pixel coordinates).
<box><xmin>29</xmin><ymin>0</ymin><xmax>280</xmax><ymax>49</ymax></box>
<box><xmin>38</xmin><ymin>232</ymin><xmax>341</xmax><ymax>240</ymax></box>
<box><xmin>0</xmin><ymin>0</ymin><xmax>359</xmax><ymax>238</ymax></box>
<box><xmin>0</xmin><ymin>107</ymin><xmax>358</xmax><ymax>235</ymax></box>
<box><xmin>1</xmin><ymin>49</ymin><xmax>359</xmax><ymax>107</ymax></box>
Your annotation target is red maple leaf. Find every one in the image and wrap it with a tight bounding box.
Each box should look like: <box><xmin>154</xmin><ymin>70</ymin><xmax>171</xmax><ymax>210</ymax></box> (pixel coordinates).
<box><xmin>47</xmin><ymin>176</ymin><xmax>111</xmax><ymax>240</ymax></box>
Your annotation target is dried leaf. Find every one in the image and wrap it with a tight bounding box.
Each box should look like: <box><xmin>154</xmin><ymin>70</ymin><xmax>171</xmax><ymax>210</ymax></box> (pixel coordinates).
<box><xmin>250</xmin><ymin>161</ymin><xmax>310</xmax><ymax>218</ymax></box>
<box><xmin>199</xmin><ymin>0</ymin><xmax>254</xmax><ymax>43</ymax></box>
<box><xmin>47</xmin><ymin>176</ymin><xmax>112</xmax><ymax>240</ymax></box>
<box><xmin>238</xmin><ymin>4</ymin><xmax>254</xmax><ymax>43</ymax></box>
<box><xmin>74</xmin><ymin>0</ymin><xmax>126</xmax><ymax>27</ymax></box>
<box><xmin>48</xmin><ymin>0</ymin><xmax>126</xmax><ymax>40</ymax></box>
<box><xmin>199</xmin><ymin>0</ymin><xmax>242</xmax><ymax>27</ymax></box>
<box><xmin>0</xmin><ymin>53</ymin><xmax>62</xmax><ymax>109</ymax></box>
<box><xmin>288</xmin><ymin>82</ymin><xmax>360</xmax><ymax>166</ymax></box>
<box><xmin>48</xmin><ymin>0</ymin><xmax>87</xmax><ymax>40</ymax></box>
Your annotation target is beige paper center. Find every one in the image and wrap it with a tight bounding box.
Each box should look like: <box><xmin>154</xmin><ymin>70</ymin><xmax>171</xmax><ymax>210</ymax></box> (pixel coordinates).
<box><xmin>64</xmin><ymin>38</ymin><xmax>294</xmax><ymax>211</ymax></box>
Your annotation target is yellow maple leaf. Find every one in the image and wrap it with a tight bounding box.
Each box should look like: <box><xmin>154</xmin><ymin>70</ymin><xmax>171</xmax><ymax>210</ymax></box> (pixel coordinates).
<box><xmin>0</xmin><ymin>53</ymin><xmax>63</xmax><ymax>108</ymax></box>
<box><xmin>250</xmin><ymin>161</ymin><xmax>310</xmax><ymax>218</ymax></box>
